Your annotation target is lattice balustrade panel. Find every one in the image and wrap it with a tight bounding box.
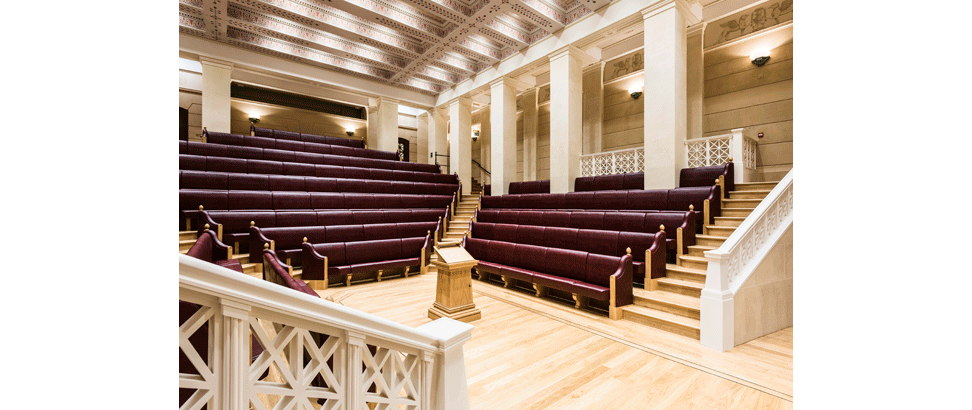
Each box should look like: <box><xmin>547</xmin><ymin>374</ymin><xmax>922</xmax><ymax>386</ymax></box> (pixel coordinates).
<box><xmin>616</xmin><ymin>150</ymin><xmax>636</xmax><ymax>174</ymax></box>
<box><xmin>247</xmin><ymin>314</ymin><xmax>345</xmax><ymax>410</ymax></box>
<box><xmin>636</xmin><ymin>149</ymin><xmax>644</xmax><ymax>173</ymax></box>
<box><xmin>361</xmin><ymin>344</ymin><xmax>422</xmax><ymax>410</ymax></box>
<box><xmin>580</xmin><ymin>156</ymin><xmax>593</xmax><ymax>177</ymax></box>
<box><xmin>744</xmin><ymin>138</ymin><xmax>758</xmax><ymax>170</ymax></box>
<box><xmin>711</xmin><ymin>138</ymin><xmax>731</xmax><ymax>165</ymax></box>
<box><xmin>686</xmin><ymin>142</ymin><xmax>706</xmax><ymax>168</ymax></box>
<box><xmin>179</xmin><ymin>298</ymin><xmax>218</xmax><ymax>410</ymax></box>
<box><xmin>593</xmin><ymin>154</ymin><xmax>612</xmax><ymax>176</ymax></box>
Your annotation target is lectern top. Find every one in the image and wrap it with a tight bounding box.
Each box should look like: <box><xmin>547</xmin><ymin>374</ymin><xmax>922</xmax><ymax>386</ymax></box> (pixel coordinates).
<box><xmin>433</xmin><ymin>245</ymin><xmax>475</xmax><ymax>264</ymax></box>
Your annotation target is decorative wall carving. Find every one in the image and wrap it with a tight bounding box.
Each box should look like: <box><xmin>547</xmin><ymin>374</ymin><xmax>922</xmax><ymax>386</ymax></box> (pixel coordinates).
<box><xmin>704</xmin><ymin>0</ymin><xmax>793</xmax><ymax>48</ymax></box>
<box><xmin>603</xmin><ymin>50</ymin><xmax>643</xmax><ymax>83</ymax></box>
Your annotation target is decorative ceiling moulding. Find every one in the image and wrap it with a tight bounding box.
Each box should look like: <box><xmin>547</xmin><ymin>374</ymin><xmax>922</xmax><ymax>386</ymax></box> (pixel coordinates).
<box><xmin>703</xmin><ymin>0</ymin><xmax>792</xmax><ymax>50</ymax></box>
<box><xmin>640</xmin><ymin>0</ymin><xmax>702</xmax><ymax>25</ymax></box>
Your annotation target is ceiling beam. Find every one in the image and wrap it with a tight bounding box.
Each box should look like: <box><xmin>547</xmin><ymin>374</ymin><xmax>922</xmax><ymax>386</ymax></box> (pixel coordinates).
<box><xmin>480</xmin><ymin>19</ymin><xmax>530</xmax><ymax>49</ymax></box>
<box><xmin>324</xmin><ymin>0</ymin><xmax>445</xmax><ymax>43</ymax></box>
<box><xmin>511</xmin><ymin>0</ymin><xmax>565</xmax><ymax>31</ymax></box>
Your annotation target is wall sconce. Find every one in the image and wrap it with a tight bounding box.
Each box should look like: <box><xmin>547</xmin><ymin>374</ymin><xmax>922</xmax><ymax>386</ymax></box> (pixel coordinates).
<box><xmin>472</xmin><ymin>130</ymin><xmax>480</xmax><ymax>142</ymax></box>
<box><xmin>248</xmin><ymin>115</ymin><xmax>260</xmax><ymax>124</ymax></box>
<box><xmin>629</xmin><ymin>87</ymin><xmax>642</xmax><ymax>100</ymax></box>
<box><xmin>346</xmin><ymin>129</ymin><xmax>355</xmax><ymax>137</ymax></box>
<box><xmin>750</xmin><ymin>50</ymin><xmax>770</xmax><ymax>67</ymax></box>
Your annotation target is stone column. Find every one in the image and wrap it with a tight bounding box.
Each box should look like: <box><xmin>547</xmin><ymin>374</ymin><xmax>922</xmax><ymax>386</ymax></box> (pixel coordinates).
<box><xmin>582</xmin><ymin>62</ymin><xmax>605</xmax><ymax>155</ymax></box>
<box><xmin>417</xmin><ymin>112</ymin><xmax>430</xmax><ymax>164</ymax></box>
<box><xmin>687</xmin><ymin>23</ymin><xmax>704</xmax><ymax>141</ymax></box>
<box><xmin>490</xmin><ymin>78</ymin><xmax>517</xmax><ymax>195</ymax></box>
<box><xmin>376</xmin><ymin>97</ymin><xmax>400</xmax><ymax>154</ymax></box>
<box><xmin>367</xmin><ymin>105</ymin><xmax>378</xmax><ymax>149</ymax></box>
<box><xmin>429</xmin><ymin>108</ymin><xmax>449</xmax><ymax>172</ymax></box>
<box><xmin>449</xmin><ymin>98</ymin><xmax>472</xmax><ymax>195</ymax></box>
<box><xmin>200</xmin><ymin>57</ymin><xmax>233</xmax><ymax>133</ymax></box>
<box><xmin>549</xmin><ymin>46</ymin><xmax>585</xmax><ymax>193</ymax></box>
<box><xmin>521</xmin><ymin>89</ymin><xmax>538</xmax><ymax>181</ymax></box>
<box><xmin>479</xmin><ymin>107</ymin><xmax>491</xmax><ymax>186</ymax></box>
<box><xmin>643</xmin><ymin>0</ymin><xmax>689</xmax><ymax>189</ymax></box>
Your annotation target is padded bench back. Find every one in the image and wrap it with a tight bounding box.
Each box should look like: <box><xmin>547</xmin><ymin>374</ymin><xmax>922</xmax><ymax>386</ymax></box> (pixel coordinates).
<box><xmin>464</xmin><ymin>238</ymin><xmax>623</xmax><ymax>289</ymax></box>
<box><xmin>203</xmin><ymin>209</ymin><xmax>445</xmax><ymax>235</ymax></box>
<box><xmin>180</xmin><ymin>170</ymin><xmax>458</xmax><ymax>196</ymax></box>
<box><xmin>508</xmin><ymin>180</ymin><xmax>550</xmax><ymax>195</ymax></box>
<box><xmin>679</xmin><ymin>163</ymin><xmax>733</xmax><ymax>193</ymax></box>
<box><xmin>180</xmin><ymin>151</ymin><xmax>451</xmax><ymax>181</ymax></box>
<box><xmin>251</xmin><ymin>125</ymin><xmax>366</xmax><ymax>149</ymax></box>
<box><xmin>472</xmin><ymin>222</ymin><xmax>657</xmax><ymax>263</ymax></box>
<box><xmin>305</xmin><ymin>236</ymin><xmax>428</xmax><ymax>267</ymax></box>
<box><xmin>573</xmin><ymin>172</ymin><xmax>644</xmax><ymax>192</ymax></box>
<box><xmin>180</xmin><ymin>190</ymin><xmax>453</xmax><ymax>211</ymax></box>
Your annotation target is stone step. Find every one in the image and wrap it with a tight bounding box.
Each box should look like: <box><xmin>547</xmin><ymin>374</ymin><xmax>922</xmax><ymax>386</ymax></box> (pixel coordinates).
<box><xmin>621</xmin><ymin>304</ymin><xmax>700</xmax><ymax>339</ymax></box>
<box><xmin>656</xmin><ymin>277</ymin><xmax>703</xmax><ymax>298</ymax></box>
<box><xmin>713</xmin><ymin>216</ymin><xmax>745</xmax><ymax>227</ymax></box>
<box><xmin>241</xmin><ymin>263</ymin><xmax>260</xmax><ymax>274</ymax></box>
<box><xmin>735</xmin><ymin>181</ymin><xmax>779</xmax><ymax>191</ymax></box>
<box><xmin>632</xmin><ymin>288</ymin><xmax>700</xmax><ymax>319</ymax></box>
<box><xmin>721</xmin><ymin>207</ymin><xmax>755</xmax><ymax>218</ymax></box>
<box><xmin>706</xmin><ymin>225</ymin><xmax>736</xmax><ymax>237</ymax></box>
<box><xmin>665</xmin><ymin>264</ymin><xmax>706</xmax><ymax>283</ymax></box>
<box><xmin>687</xmin><ymin>245</ymin><xmax>717</xmax><ymax>257</ymax></box>
<box><xmin>696</xmin><ymin>234</ymin><xmax>729</xmax><ymax>247</ymax></box>
<box><xmin>728</xmin><ymin>189</ymin><xmax>771</xmax><ymax>200</ymax></box>
<box><xmin>231</xmin><ymin>254</ymin><xmax>250</xmax><ymax>265</ymax></box>
<box><xmin>179</xmin><ymin>231</ymin><xmax>198</xmax><ymax>241</ymax></box>
<box><xmin>179</xmin><ymin>239</ymin><xmax>195</xmax><ymax>252</ymax></box>
<box><xmin>677</xmin><ymin>255</ymin><xmax>708</xmax><ymax>270</ymax></box>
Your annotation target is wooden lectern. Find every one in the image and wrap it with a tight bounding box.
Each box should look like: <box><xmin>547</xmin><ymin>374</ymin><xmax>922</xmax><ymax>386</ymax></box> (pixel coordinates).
<box><xmin>428</xmin><ymin>244</ymin><xmax>481</xmax><ymax>323</ymax></box>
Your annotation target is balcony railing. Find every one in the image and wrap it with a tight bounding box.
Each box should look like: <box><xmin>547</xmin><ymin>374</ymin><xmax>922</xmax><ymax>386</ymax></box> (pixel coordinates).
<box><xmin>580</xmin><ymin>147</ymin><xmax>644</xmax><ymax>177</ymax></box>
<box><xmin>685</xmin><ymin>128</ymin><xmax>758</xmax><ymax>183</ymax></box>
<box><xmin>179</xmin><ymin>254</ymin><xmax>473</xmax><ymax>410</ymax></box>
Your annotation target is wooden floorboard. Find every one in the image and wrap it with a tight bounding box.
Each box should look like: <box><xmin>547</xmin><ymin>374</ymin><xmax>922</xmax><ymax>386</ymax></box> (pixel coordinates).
<box><xmin>312</xmin><ymin>272</ymin><xmax>793</xmax><ymax>409</ymax></box>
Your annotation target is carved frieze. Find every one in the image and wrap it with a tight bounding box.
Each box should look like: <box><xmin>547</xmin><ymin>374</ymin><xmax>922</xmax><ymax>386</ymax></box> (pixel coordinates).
<box><xmin>704</xmin><ymin>0</ymin><xmax>793</xmax><ymax>49</ymax></box>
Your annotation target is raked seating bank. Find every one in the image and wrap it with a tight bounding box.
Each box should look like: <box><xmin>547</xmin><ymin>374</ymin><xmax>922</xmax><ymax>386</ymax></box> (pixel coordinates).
<box><xmin>301</xmin><ymin>233</ymin><xmax>433</xmax><ymax>289</ymax></box>
<box><xmin>206</xmin><ymin>130</ymin><xmax>398</xmax><ymax>161</ymax></box>
<box><xmin>251</xmin><ymin>125</ymin><xmax>366</xmax><ymax>149</ymax></box>
<box><xmin>179</xmin><ymin>170</ymin><xmax>458</xmax><ymax>196</ymax></box>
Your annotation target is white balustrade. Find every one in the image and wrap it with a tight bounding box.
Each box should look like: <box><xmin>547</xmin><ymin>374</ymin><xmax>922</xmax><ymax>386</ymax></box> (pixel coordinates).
<box><xmin>179</xmin><ymin>254</ymin><xmax>473</xmax><ymax>410</ymax></box>
<box><xmin>684</xmin><ymin>128</ymin><xmax>759</xmax><ymax>184</ymax></box>
<box><xmin>579</xmin><ymin>147</ymin><xmax>644</xmax><ymax>177</ymax></box>
<box><xmin>699</xmin><ymin>170</ymin><xmax>793</xmax><ymax>351</ymax></box>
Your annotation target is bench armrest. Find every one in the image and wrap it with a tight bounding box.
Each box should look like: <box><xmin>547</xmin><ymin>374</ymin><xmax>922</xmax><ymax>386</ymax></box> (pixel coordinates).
<box><xmin>300</xmin><ymin>242</ymin><xmax>328</xmax><ymax>282</ymax></box>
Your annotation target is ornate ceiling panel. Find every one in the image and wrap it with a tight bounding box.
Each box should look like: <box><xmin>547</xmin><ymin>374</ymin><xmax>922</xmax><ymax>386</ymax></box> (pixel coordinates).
<box><xmin>180</xmin><ymin>0</ymin><xmax>608</xmax><ymax>95</ymax></box>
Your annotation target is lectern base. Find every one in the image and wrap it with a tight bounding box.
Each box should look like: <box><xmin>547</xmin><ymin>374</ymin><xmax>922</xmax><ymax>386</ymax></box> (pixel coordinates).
<box><xmin>428</xmin><ymin>303</ymin><xmax>481</xmax><ymax>323</ymax></box>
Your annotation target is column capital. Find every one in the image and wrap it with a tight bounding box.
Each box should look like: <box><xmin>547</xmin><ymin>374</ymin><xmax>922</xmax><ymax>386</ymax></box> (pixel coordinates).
<box><xmin>447</xmin><ymin>96</ymin><xmax>472</xmax><ymax>108</ymax></box>
<box><xmin>582</xmin><ymin>61</ymin><xmax>606</xmax><ymax>74</ymax></box>
<box><xmin>642</xmin><ymin>0</ymin><xmax>701</xmax><ymax>25</ymax></box>
<box><xmin>549</xmin><ymin>44</ymin><xmax>598</xmax><ymax>67</ymax></box>
<box><xmin>489</xmin><ymin>76</ymin><xmax>535</xmax><ymax>91</ymax></box>
<box><xmin>198</xmin><ymin>56</ymin><xmax>234</xmax><ymax>71</ymax></box>
<box><xmin>377</xmin><ymin>96</ymin><xmax>400</xmax><ymax>105</ymax></box>
<box><xmin>686</xmin><ymin>22</ymin><xmax>705</xmax><ymax>37</ymax></box>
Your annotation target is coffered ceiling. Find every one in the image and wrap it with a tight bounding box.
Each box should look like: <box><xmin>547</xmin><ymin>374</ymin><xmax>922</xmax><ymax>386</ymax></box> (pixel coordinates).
<box><xmin>179</xmin><ymin>0</ymin><xmax>610</xmax><ymax>96</ymax></box>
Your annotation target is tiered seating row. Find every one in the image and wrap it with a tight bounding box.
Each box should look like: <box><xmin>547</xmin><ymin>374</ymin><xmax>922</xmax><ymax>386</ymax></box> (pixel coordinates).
<box><xmin>509</xmin><ymin>180</ymin><xmax>550</xmax><ymax>194</ymax></box>
<box><xmin>180</xmin><ymin>170</ymin><xmax>458</xmax><ymax>196</ymax></box>
<box><xmin>463</xmin><ymin>237</ymin><xmax>633</xmax><ymax>318</ymax></box>
<box><xmin>680</xmin><ymin>164</ymin><xmax>734</xmax><ymax>197</ymax></box>
<box><xmin>262</xmin><ymin>248</ymin><xmax>322</xmax><ymax>298</ymax></box>
<box><xmin>180</xmin><ymin>141</ymin><xmax>443</xmax><ymax>175</ymax></box>
<box><xmin>206</xmin><ymin>130</ymin><xmax>397</xmax><ymax>161</ymax></box>
<box><xmin>250</xmin><ymin>221</ymin><xmax>439</xmax><ymax>267</ymax></box>
<box><xmin>302</xmin><ymin>234</ymin><xmax>432</xmax><ymax>288</ymax></box>
<box><xmin>181</xmin><ymin>190</ymin><xmax>454</xmax><ymax>212</ymax></box>
<box><xmin>199</xmin><ymin>209</ymin><xmax>448</xmax><ymax>247</ymax></box>
<box><xmin>470</xmin><ymin>222</ymin><xmax>665</xmax><ymax>283</ymax></box>
<box><xmin>574</xmin><ymin>172</ymin><xmax>644</xmax><ymax>192</ymax></box>
<box><xmin>480</xmin><ymin>186</ymin><xmax>720</xmax><ymax>228</ymax></box>
<box><xmin>251</xmin><ymin>125</ymin><xmax>365</xmax><ymax>149</ymax></box>
<box><xmin>474</xmin><ymin>209</ymin><xmax>695</xmax><ymax>254</ymax></box>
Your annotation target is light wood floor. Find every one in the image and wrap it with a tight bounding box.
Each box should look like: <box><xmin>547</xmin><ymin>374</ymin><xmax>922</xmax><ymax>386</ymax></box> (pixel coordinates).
<box><xmin>315</xmin><ymin>273</ymin><xmax>793</xmax><ymax>410</ymax></box>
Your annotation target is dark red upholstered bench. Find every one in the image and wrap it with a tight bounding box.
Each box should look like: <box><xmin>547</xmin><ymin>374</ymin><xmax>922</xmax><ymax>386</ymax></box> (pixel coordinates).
<box><xmin>185</xmin><ymin>227</ymin><xmax>240</xmax><ymax>271</ymax></box>
<box><xmin>473</xmin><ymin>209</ymin><xmax>695</xmax><ymax>256</ymax></box>
<box><xmin>574</xmin><ymin>172</ymin><xmax>644</xmax><ymax>192</ymax></box>
<box><xmin>462</xmin><ymin>237</ymin><xmax>632</xmax><ymax>319</ymax></box>
<box><xmin>208</xmin><ymin>128</ymin><xmax>393</xmax><ymax>160</ymax></box>
<box><xmin>198</xmin><ymin>208</ymin><xmax>449</xmax><ymax>251</ymax></box>
<box><xmin>179</xmin><ymin>170</ymin><xmax>459</xmax><ymax>196</ymax></box>
<box><xmin>680</xmin><ymin>163</ymin><xmax>733</xmax><ymax>199</ymax></box>
<box><xmin>468</xmin><ymin>222</ymin><xmax>664</xmax><ymax>284</ymax></box>
<box><xmin>251</xmin><ymin>125</ymin><xmax>366</xmax><ymax>149</ymax></box>
<box><xmin>301</xmin><ymin>233</ymin><xmax>432</xmax><ymax>289</ymax></box>
<box><xmin>249</xmin><ymin>220</ymin><xmax>440</xmax><ymax>268</ymax></box>
<box><xmin>508</xmin><ymin>180</ymin><xmax>550</xmax><ymax>194</ymax></box>
<box><xmin>261</xmin><ymin>247</ymin><xmax>322</xmax><ymax>298</ymax></box>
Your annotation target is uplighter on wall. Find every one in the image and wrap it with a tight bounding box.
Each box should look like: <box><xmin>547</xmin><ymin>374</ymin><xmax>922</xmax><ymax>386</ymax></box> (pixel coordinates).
<box><xmin>628</xmin><ymin>87</ymin><xmax>643</xmax><ymax>100</ymax></box>
<box><xmin>750</xmin><ymin>50</ymin><xmax>771</xmax><ymax>67</ymax></box>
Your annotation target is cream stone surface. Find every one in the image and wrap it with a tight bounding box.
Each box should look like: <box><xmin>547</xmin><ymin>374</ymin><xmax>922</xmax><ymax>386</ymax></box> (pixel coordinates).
<box><xmin>429</xmin><ymin>108</ymin><xmax>448</xmax><ymax>171</ymax></box>
<box><xmin>449</xmin><ymin>98</ymin><xmax>472</xmax><ymax>194</ymax></box>
<box><xmin>230</xmin><ymin>100</ymin><xmax>367</xmax><ymax>142</ymax></box>
<box><xmin>643</xmin><ymin>4</ymin><xmax>688</xmax><ymax>189</ymax></box>
<box><xmin>733</xmin><ymin>225</ymin><xmax>793</xmax><ymax>346</ymax></box>
<box><xmin>582</xmin><ymin>64</ymin><xmax>604</xmax><ymax>155</ymax></box>
<box><xmin>417</xmin><ymin>113</ymin><xmax>429</xmax><ymax>164</ymax></box>
<box><xmin>479</xmin><ymin>107</ymin><xmax>491</xmax><ymax>185</ymax></box>
<box><xmin>520</xmin><ymin>89</ymin><xmax>538</xmax><ymax>182</ymax></box>
<box><xmin>549</xmin><ymin>47</ymin><xmax>584</xmax><ymax>193</ymax></box>
<box><xmin>490</xmin><ymin>80</ymin><xmax>517</xmax><ymax>195</ymax></box>
<box><xmin>200</xmin><ymin>58</ymin><xmax>233</xmax><ymax>133</ymax></box>
<box><xmin>375</xmin><ymin>97</ymin><xmax>400</xmax><ymax>153</ymax></box>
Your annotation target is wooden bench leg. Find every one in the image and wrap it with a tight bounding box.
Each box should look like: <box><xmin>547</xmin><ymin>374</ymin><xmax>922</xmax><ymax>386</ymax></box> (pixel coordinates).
<box><xmin>533</xmin><ymin>283</ymin><xmax>547</xmax><ymax>297</ymax></box>
<box><xmin>376</xmin><ymin>270</ymin><xmax>383</xmax><ymax>282</ymax></box>
<box><xmin>233</xmin><ymin>242</ymin><xmax>240</xmax><ymax>256</ymax></box>
<box><xmin>404</xmin><ymin>266</ymin><xmax>410</xmax><ymax>278</ymax></box>
<box><xmin>571</xmin><ymin>293</ymin><xmax>587</xmax><ymax>309</ymax></box>
<box><xmin>501</xmin><ymin>275</ymin><xmax>514</xmax><ymax>289</ymax></box>
<box><xmin>185</xmin><ymin>218</ymin><xmax>192</xmax><ymax>231</ymax></box>
<box><xmin>345</xmin><ymin>273</ymin><xmax>352</xmax><ymax>287</ymax></box>
<box><xmin>306</xmin><ymin>280</ymin><xmax>328</xmax><ymax>291</ymax></box>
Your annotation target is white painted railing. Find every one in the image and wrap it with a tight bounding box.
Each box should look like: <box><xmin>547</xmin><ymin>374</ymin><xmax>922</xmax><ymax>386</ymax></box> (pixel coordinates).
<box><xmin>685</xmin><ymin>128</ymin><xmax>758</xmax><ymax>184</ymax></box>
<box><xmin>579</xmin><ymin>147</ymin><xmax>644</xmax><ymax>177</ymax></box>
<box><xmin>699</xmin><ymin>170</ymin><xmax>793</xmax><ymax>351</ymax></box>
<box><xmin>178</xmin><ymin>254</ymin><xmax>473</xmax><ymax>410</ymax></box>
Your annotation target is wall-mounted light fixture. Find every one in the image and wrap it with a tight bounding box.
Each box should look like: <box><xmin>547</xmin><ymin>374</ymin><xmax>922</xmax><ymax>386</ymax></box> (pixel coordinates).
<box><xmin>629</xmin><ymin>87</ymin><xmax>643</xmax><ymax>100</ymax></box>
<box><xmin>750</xmin><ymin>50</ymin><xmax>771</xmax><ymax>67</ymax></box>
<box><xmin>346</xmin><ymin>128</ymin><xmax>355</xmax><ymax>137</ymax></box>
<box><xmin>472</xmin><ymin>130</ymin><xmax>480</xmax><ymax>142</ymax></box>
<box><xmin>248</xmin><ymin>114</ymin><xmax>260</xmax><ymax>124</ymax></box>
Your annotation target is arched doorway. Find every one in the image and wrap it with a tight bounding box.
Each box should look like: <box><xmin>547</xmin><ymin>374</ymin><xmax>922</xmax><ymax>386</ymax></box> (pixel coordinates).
<box><xmin>397</xmin><ymin>137</ymin><xmax>410</xmax><ymax>162</ymax></box>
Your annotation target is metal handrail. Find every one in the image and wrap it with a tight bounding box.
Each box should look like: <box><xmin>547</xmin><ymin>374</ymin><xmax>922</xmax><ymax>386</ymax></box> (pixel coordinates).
<box><xmin>471</xmin><ymin>159</ymin><xmax>490</xmax><ymax>175</ymax></box>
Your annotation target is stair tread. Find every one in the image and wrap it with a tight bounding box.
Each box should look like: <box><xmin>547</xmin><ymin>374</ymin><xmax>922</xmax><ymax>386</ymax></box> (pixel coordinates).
<box><xmin>678</xmin><ymin>255</ymin><xmax>709</xmax><ymax>262</ymax></box>
<box><xmin>687</xmin><ymin>245</ymin><xmax>717</xmax><ymax>251</ymax></box>
<box><xmin>179</xmin><ymin>231</ymin><xmax>196</xmax><ymax>235</ymax></box>
<box><xmin>633</xmin><ymin>289</ymin><xmax>700</xmax><ymax>310</ymax></box>
<box><xmin>231</xmin><ymin>254</ymin><xmax>249</xmax><ymax>260</ymax></box>
<box><xmin>729</xmin><ymin>189</ymin><xmax>771</xmax><ymax>194</ymax></box>
<box><xmin>622</xmin><ymin>304</ymin><xmax>700</xmax><ymax>329</ymax></box>
<box><xmin>241</xmin><ymin>262</ymin><xmax>258</xmax><ymax>268</ymax></box>
<box><xmin>666</xmin><ymin>263</ymin><xmax>706</xmax><ymax>274</ymax></box>
<box><xmin>179</xmin><ymin>239</ymin><xmax>196</xmax><ymax>245</ymax></box>
<box><xmin>697</xmin><ymin>234</ymin><xmax>729</xmax><ymax>240</ymax></box>
<box><xmin>657</xmin><ymin>277</ymin><xmax>704</xmax><ymax>290</ymax></box>
<box><xmin>714</xmin><ymin>216</ymin><xmax>746</xmax><ymax>220</ymax></box>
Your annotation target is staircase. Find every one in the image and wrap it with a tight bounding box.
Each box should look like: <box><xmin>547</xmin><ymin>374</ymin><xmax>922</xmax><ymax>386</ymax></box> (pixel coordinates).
<box><xmin>620</xmin><ymin>181</ymin><xmax>778</xmax><ymax>339</ymax></box>
<box><xmin>428</xmin><ymin>178</ymin><xmax>482</xmax><ymax>273</ymax></box>
<box><xmin>178</xmin><ymin>229</ymin><xmax>263</xmax><ymax>278</ymax></box>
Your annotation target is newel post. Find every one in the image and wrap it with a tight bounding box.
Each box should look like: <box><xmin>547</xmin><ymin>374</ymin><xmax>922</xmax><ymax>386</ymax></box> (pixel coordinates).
<box><xmin>729</xmin><ymin>128</ymin><xmax>748</xmax><ymax>184</ymax></box>
<box><xmin>699</xmin><ymin>251</ymin><xmax>734</xmax><ymax>352</ymax></box>
<box><xmin>345</xmin><ymin>330</ymin><xmax>366</xmax><ymax>410</ymax></box>
<box><xmin>417</xmin><ymin>318</ymin><xmax>474</xmax><ymax>410</ymax></box>
<box><xmin>218</xmin><ymin>299</ymin><xmax>251</xmax><ymax>410</ymax></box>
